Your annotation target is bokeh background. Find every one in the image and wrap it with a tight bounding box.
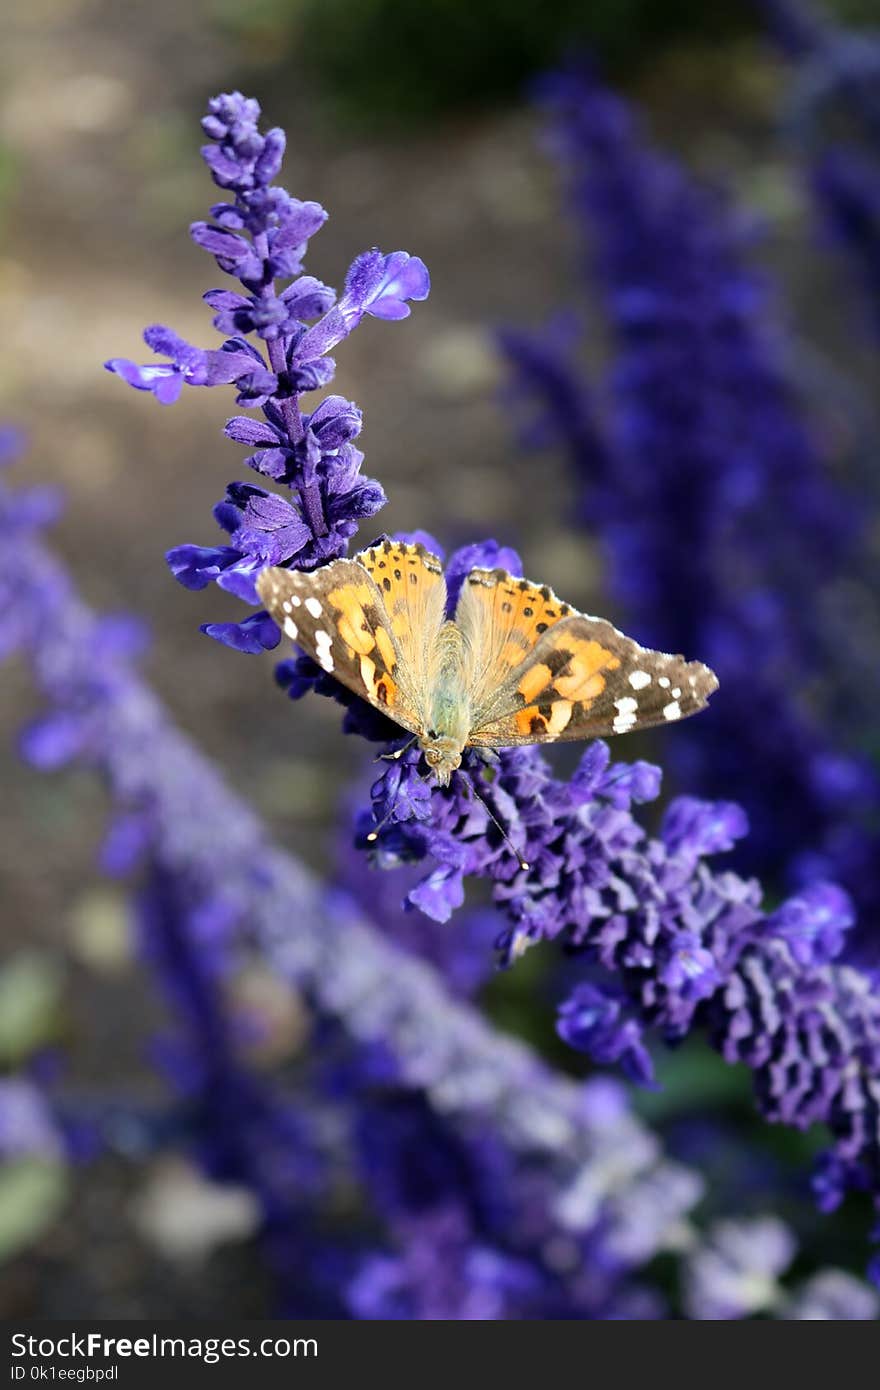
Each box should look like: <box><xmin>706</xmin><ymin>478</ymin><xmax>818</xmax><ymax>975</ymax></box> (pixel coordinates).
<box><xmin>1</xmin><ymin>0</ymin><xmax>878</xmax><ymax>1317</ymax></box>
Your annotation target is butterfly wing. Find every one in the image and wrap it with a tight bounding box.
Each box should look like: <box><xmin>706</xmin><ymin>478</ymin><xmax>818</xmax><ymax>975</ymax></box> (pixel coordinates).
<box><xmin>257</xmin><ymin>558</ymin><xmax>421</xmax><ymax>733</ymax></box>
<box><xmin>356</xmin><ymin>539</ymin><xmax>448</xmax><ymax>701</ymax></box>
<box><xmin>455</xmin><ymin>570</ymin><xmax>717</xmax><ymax>746</ymax></box>
<box><xmin>454</xmin><ymin>567</ymin><xmax>578</xmax><ymax>719</ymax></box>
<box><xmin>257</xmin><ymin>541</ymin><xmax>447</xmax><ymax>737</ymax></box>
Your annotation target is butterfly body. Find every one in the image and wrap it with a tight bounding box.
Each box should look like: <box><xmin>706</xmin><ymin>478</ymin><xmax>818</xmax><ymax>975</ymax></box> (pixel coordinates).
<box><xmin>256</xmin><ymin>540</ymin><xmax>719</xmax><ymax>785</ymax></box>
<box><xmin>422</xmin><ymin>621</ymin><xmax>472</xmax><ymax>783</ymax></box>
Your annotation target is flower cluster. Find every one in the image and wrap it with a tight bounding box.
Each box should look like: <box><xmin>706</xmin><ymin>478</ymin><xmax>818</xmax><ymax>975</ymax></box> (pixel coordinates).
<box><xmin>5</xmin><ymin>453</ymin><xmax>734</xmax><ymax>1317</ymax></box>
<box><xmin>96</xmin><ymin>90</ymin><xmax>880</xmax><ymax>1273</ymax></box>
<box><xmin>350</xmin><ymin>609</ymin><xmax>880</xmax><ymax>1222</ymax></box>
<box><xmin>107</xmin><ymin>91</ymin><xmax>429</xmax><ymax>653</ymax></box>
<box><xmin>499</xmin><ymin>65</ymin><xmax>880</xmax><ymax>952</ymax></box>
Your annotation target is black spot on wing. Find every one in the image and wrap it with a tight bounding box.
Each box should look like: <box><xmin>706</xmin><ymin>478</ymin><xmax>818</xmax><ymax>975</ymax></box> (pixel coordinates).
<box><xmin>545</xmin><ymin>647</ymin><xmax>572</xmax><ymax>677</ymax></box>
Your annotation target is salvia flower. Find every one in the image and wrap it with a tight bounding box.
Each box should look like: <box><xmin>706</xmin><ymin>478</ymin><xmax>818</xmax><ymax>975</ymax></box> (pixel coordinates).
<box><xmin>3</xmin><ymin>478</ymin><xmax>724</xmax><ymax>1315</ymax></box>
<box><xmin>786</xmin><ymin>1268</ymin><xmax>880</xmax><ymax>1319</ymax></box>
<box><xmin>106</xmin><ymin>92</ymin><xmax>428</xmax><ymax>653</ymax></box>
<box><xmin>272</xmin><ymin>537</ymin><xmax>880</xmax><ymax>1243</ymax></box>
<box><xmin>682</xmin><ymin>1216</ymin><xmax>796</xmax><ymax>1320</ymax></box>
<box><xmin>70</xmin><ymin>78</ymin><xmax>880</xmax><ymax>1306</ymax></box>
<box><xmin>499</xmin><ymin>65</ymin><xmax>880</xmax><ymax>951</ymax></box>
<box><xmin>0</xmin><ymin>1079</ymin><xmax>63</xmax><ymax>1162</ymax></box>
<box><xmin>756</xmin><ymin>0</ymin><xmax>880</xmax><ymax>336</ymax></box>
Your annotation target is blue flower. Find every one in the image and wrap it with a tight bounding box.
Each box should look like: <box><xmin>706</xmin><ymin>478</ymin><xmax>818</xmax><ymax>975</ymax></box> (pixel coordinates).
<box><xmin>339</xmin><ymin>249</ymin><xmax>431</xmax><ymax>324</ymax></box>
<box><xmin>105</xmin><ymin>92</ymin><xmax>429</xmax><ymax>650</ymax></box>
<box><xmin>500</xmin><ymin>64</ymin><xmax>880</xmax><ymax>958</ymax></box>
<box><xmin>557</xmin><ymin>983</ymin><xmax>656</xmax><ymax>1087</ymax></box>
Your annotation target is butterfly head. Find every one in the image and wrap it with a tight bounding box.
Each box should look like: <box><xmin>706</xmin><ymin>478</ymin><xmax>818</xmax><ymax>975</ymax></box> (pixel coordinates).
<box><xmin>420</xmin><ymin>731</ymin><xmax>463</xmax><ymax>787</ymax></box>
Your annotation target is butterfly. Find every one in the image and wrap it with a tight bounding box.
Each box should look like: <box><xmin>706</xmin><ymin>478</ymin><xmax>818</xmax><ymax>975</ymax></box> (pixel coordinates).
<box><xmin>257</xmin><ymin>539</ymin><xmax>718</xmax><ymax>787</ymax></box>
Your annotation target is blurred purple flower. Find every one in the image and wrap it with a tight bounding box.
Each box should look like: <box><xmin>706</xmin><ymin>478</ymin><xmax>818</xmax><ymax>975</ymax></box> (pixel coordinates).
<box><xmin>757</xmin><ymin>1</ymin><xmax>880</xmax><ymax>334</ymax></box>
<box><xmin>683</xmin><ymin>1217</ymin><xmax>795</xmax><ymax>1319</ymax></box>
<box><xmin>0</xmin><ymin>1080</ymin><xmax>63</xmax><ymax>1161</ymax></box>
<box><xmin>4</xmin><ymin>477</ymin><xmax>730</xmax><ymax>1316</ymax></box>
<box><xmin>786</xmin><ymin>1268</ymin><xmax>880</xmax><ymax>1319</ymax></box>
<box><xmin>499</xmin><ymin>65</ymin><xmax>880</xmax><ymax>955</ymax></box>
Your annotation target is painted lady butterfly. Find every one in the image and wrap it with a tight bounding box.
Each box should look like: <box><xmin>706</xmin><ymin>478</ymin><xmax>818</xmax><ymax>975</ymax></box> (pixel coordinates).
<box><xmin>257</xmin><ymin>540</ymin><xmax>718</xmax><ymax>787</ymax></box>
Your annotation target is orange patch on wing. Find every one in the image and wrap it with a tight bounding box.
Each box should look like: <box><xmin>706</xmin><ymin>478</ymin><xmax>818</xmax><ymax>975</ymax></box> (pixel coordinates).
<box><xmin>501</xmin><ymin>638</ymin><xmax>529</xmax><ymax>669</ymax></box>
<box><xmin>579</xmin><ymin>672</ymin><xmax>607</xmax><ymax>703</ymax></box>
<box><xmin>375</xmin><ymin>625</ymin><xmax>397</xmax><ymax>671</ymax></box>
<box><xmin>372</xmin><ymin>672</ymin><xmax>398</xmax><ymax>708</ymax></box>
<box><xmin>553</xmin><ymin>642</ymin><xmax>619</xmax><ymax>700</ymax></box>
<box><xmin>328</xmin><ymin>585</ymin><xmax>376</xmax><ymax>655</ymax></box>
<box><xmin>515</xmin><ymin>707</ymin><xmax>546</xmax><ymax>736</ymax></box>
<box><xmin>518</xmin><ymin>662</ymin><xmax>553</xmax><ymax>703</ymax></box>
<box><xmin>390</xmin><ymin>611</ymin><xmax>411</xmax><ymax>641</ymax></box>
<box><xmin>336</xmin><ymin>612</ymin><xmax>372</xmax><ymax>655</ymax></box>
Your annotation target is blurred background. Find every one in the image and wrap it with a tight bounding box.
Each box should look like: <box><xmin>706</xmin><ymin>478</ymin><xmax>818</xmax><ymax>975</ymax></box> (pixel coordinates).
<box><xmin>1</xmin><ymin>0</ymin><xmax>878</xmax><ymax>1318</ymax></box>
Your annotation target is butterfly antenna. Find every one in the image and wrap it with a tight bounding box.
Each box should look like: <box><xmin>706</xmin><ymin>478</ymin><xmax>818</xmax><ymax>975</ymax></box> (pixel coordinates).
<box><xmin>374</xmin><ymin>736</ymin><xmax>418</xmax><ymax>764</ymax></box>
<box><xmin>460</xmin><ymin>774</ymin><xmax>529</xmax><ymax>872</ymax></box>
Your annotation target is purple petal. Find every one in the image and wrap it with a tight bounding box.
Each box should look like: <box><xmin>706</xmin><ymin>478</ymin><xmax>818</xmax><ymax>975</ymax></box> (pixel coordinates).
<box><xmin>341</xmin><ymin>249</ymin><xmax>430</xmax><ymax>324</ymax></box>
<box><xmin>165</xmin><ymin>543</ymin><xmax>242</xmax><ymax>590</ymax></box>
<box><xmin>254</xmin><ymin>126</ymin><xmax>285</xmax><ymax>184</ymax></box>
<box><xmin>214</xmin><ymin>554</ymin><xmax>265</xmax><ymax>603</ymax></box>
<box><xmin>201</xmin><ymin>609</ymin><xmax>281</xmax><ymax>654</ymax></box>
<box><xmin>224</xmin><ymin>415</ymin><xmax>280</xmax><ymax>446</ymax></box>
<box><xmin>407</xmin><ymin>865</ymin><xmax>466</xmax><ymax>924</ymax></box>
<box><xmin>203</xmin><ymin>289</ymin><xmax>249</xmax><ymax>312</ymax></box>
<box><xmin>280</xmin><ymin>276</ymin><xmax>336</xmax><ymax>320</ymax></box>
<box><xmin>271</xmin><ymin>199</ymin><xmax>328</xmax><ymax>250</ymax></box>
<box><xmin>104</xmin><ymin>358</ymin><xmax>184</xmax><ymax>404</ymax></box>
<box><xmin>189</xmin><ymin>222</ymin><xmax>252</xmax><ymax>263</ymax></box>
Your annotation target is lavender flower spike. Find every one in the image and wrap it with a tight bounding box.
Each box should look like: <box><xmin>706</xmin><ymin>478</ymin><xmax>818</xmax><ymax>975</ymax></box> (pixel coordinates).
<box><xmin>106</xmin><ymin>92</ymin><xmax>429</xmax><ymax>652</ymax></box>
<box><xmin>311</xmin><ymin>546</ymin><xmax>880</xmax><ymax>1237</ymax></box>
<box><xmin>500</xmin><ymin>65</ymin><xmax>880</xmax><ymax>950</ymax></box>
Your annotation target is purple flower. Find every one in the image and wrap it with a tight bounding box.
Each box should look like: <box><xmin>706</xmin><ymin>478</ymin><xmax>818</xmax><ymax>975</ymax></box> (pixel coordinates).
<box><xmin>4</xmin><ymin>481</ymin><xmax>733</xmax><ymax>1317</ymax></box>
<box><xmin>500</xmin><ymin>65</ymin><xmax>880</xmax><ymax>957</ymax></box>
<box><xmin>339</xmin><ymin>249</ymin><xmax>431</xmax><ymax>325</ymax></box>
<box><xmin>295</xmin><ymin>549</ymin><xmax>880</xmax><ymax>1232</ymax></box>
<box><xmin>660</xmin><ymin>933</ymin><xmax>722</xmax><ymax>1004</ymax></box>
<box><xmin>768</xmin><ymin>881</ymin><xmax>854</xmax><ymax>966</ymax></box>
<box><xmin>786</xmin><ymin>1268</ymin><xmax>880</xmax><ymax>1320</ymax></box>
<box><xmin>0</xmin><ymin>1080</ymin><xmax>62</xmax><ymax>1161</ymax></box>
<box><xmin>557</xmin><ymin>983</ymin><xmax>656</xmax><ymax>1087</ymax></box>
<box><xmin>757</xmin><ymin>5</ymin><xmax>880</xmax><ymax>336</ymax></box>
<box><xmin>683</xmin><ymin>1217</ymin><xmax>795</xmax><ymax>1319</ymax></box>
<box><xmin>105</xmin><ymin>92</ymin><xmax>429</xmax><ymax>648</ymax></box>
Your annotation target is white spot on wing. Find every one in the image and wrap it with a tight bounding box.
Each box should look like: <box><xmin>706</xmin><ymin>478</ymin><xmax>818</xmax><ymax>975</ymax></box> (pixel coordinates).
<box><xmin>283</xmin><ymin>616</ymin><xmax>299</xmax><ymax>640</ymax></box>
<box><xmin>291</xmin><ymin>595</ymin><xmax>302</xmax><ymax>607</ymax></box>
<box><xmin>315</xmin><ymin>629</ymin><xmax>334</xmax><ymax>672</ymax></box>
<box><xmin>282</xmin><ymin>599</ymin><xmax>292</xmax><ymax>613</ymax></box>
<box><xmin>628</xmin><ymin>670</ymin><xmax>651</xmax><ymax>690</ymax></box>
<box><xmin>305</xmin><ymin>597</ymin><xmax>323</xmax><ymax>619</ymax></box>
<box><xmin>613</xmin><ymin>695</ymin><xmax>638</xmax><ymax>733</ymax></box>
<box><xmin>658</xmin><ymin>676</ymin><xmax>671</xmax><ymax>689</ymax></box>
<box><xmin>672</xmin><ymin>687</ymin><xmax>681</xmax><ymax>699</ymax></box>
<box><xmin>663</xmin><ymin>700</ymin><xmax>681</xmax><ymax>721</ymax></box>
